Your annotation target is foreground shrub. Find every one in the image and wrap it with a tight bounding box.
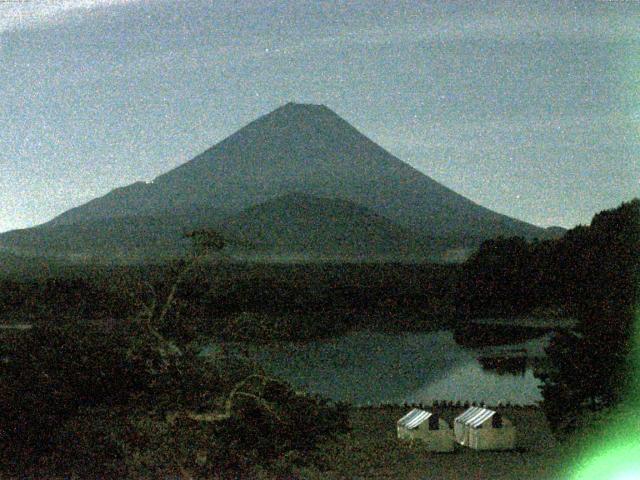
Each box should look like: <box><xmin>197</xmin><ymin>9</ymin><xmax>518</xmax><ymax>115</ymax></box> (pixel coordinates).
<box><xmin>0</xmin><ymin>317</ymin><xmax>349</xmax><ymax>478</ymax></box>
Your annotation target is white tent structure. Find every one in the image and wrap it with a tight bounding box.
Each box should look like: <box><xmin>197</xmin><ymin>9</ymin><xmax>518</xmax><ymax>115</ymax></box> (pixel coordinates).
<box><xmin>453</xmin><ymin>407</ymin><xmax>516</xmax><ymax>451</ymax></box>
<box><xmin>397</xmin><ymin>408</ymin><xmax>454</xmax><ymax>452</ymax></box>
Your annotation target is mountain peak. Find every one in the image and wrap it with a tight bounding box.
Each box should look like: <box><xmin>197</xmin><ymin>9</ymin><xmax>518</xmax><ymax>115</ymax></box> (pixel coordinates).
<box><xmin>270</xmin><ymin>102</ymin><xmax>334</xmax><ymax>118</ymax></box>
<box><xmin>281</xmin><ymin>101</ymin><xmax>329</xmax><ymax>109</ymax></box>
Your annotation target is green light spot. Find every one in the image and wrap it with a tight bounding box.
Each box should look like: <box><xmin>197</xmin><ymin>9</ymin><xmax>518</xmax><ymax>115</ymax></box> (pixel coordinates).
<box><xmin>568</xmin><ymin>309</ymin><xmax>640</xmax><ymax>479</ymax></box>
<box><xmin>571</xmin><ymin>440</ymin><xmax>640</xmax><ymax>479</ymax></box>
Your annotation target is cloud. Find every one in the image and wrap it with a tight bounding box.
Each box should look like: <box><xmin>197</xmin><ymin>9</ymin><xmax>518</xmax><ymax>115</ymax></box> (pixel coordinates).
<box><xmin>0</xmin><ymin>0</ymin><xmax>142</xmax><ymax>33</ymax></box>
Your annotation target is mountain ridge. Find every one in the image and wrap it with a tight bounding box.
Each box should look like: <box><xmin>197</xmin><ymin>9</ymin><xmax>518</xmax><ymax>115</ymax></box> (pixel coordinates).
<box><xmin>1</xmin><ymin>102</ymin><xmax>556</xmax><ymax>261</ymax></box>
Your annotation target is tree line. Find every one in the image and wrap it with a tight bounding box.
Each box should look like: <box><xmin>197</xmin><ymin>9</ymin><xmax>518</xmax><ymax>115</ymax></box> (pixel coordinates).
<box><xmin>457</xmin><ymin>198</ymin><xmax>639</xmax><ymax>434</ymax></box>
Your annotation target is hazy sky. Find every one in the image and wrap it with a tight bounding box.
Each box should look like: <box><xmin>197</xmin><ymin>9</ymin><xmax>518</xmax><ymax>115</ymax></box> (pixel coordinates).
<box><xmin>1</xmin><ymin>0</ymin><xmax>638</xmax><ymax>233</ymax></box>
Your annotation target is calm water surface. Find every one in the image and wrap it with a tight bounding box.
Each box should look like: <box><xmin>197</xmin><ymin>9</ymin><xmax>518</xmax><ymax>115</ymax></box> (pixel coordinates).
<box><xmin>231</xmin><ymin>330</ymin><xmax>549</xmax><ymax>406</ymax></box>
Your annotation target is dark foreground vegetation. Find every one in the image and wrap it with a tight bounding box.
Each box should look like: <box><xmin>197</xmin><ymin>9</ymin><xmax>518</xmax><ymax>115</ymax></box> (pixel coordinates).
<box><xmin>0</xmin><ymin>307</ymin><xmax>349</xmax><ymax>478</ymax></box>
<box><xmin>459</xmin><ymin>199</ymin><xmax>639</xmax><ymax>437</ymax></box>
<box><xmin>0</xmin><ymin>199</ymin><xmax>637</xmax><ymax>478</ymax></box>
<box><xmin>0</xmin><ymin>261</ymin><xmax>458</xmax><ymax>342</ymax></box>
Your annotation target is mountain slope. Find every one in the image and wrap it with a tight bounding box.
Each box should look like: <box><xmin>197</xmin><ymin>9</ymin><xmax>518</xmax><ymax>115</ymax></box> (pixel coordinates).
<box><xmin>1</xmin><ymin>102</ymin><xmax>552</xmax><ymax>260</ymax></box>
<box><xmin>216</xmin><ymin>192</ymin><xmax>432</xmax><ymax>256</ymax></box>
<box><xmin>44</xmin><ymin>103</ymin><xmax>545</xmax><ymax>240</ymax></box>
<box><xmin>0</xmin><ymin>193</ymin><xmax>432</xmax><ymax>261</ymax></box>
<box><xmin>0</xmin><ymin>208</ymin><xmax>227</xmax><ymax>260</ymax></box>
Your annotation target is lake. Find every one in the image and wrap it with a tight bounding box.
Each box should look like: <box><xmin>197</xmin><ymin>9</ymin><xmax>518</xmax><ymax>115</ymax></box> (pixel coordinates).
<box><xmin>219</xmin><ymin>330</ymin><xmax>550</xmax><ymax>406</ymax></box>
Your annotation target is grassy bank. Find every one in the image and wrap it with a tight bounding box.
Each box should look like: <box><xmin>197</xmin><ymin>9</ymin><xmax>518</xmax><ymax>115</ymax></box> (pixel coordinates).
<box><xmin>294</xmin><ymin>405</ymin><xmax>568</xmax><ymax>480</ymax></box>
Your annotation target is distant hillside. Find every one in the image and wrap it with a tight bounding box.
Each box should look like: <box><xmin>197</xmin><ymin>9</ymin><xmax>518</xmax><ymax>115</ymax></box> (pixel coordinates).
<box><xmin>0</xmin><ymin>250</ymin><xmax>68</xmax><ymax>279</ymax></box>
<box><xmin>217</xmin><ymin>192</ymin><xmax>433</xmax><ymax>257</ymax></box>
<box><xmin>0</xmin><ymin>193</ymin><xmax>433</xmax><ymax>261</ymax></box>
<box><xmin>0</xmin><ymin>208</ymin><xmax>232</xmax><ymax>261</ymax></box>
<box><xmin>0</xmin><ymin>215</ymin><xmax>193</xmax><ymax>260</ymax></box>
<box><xmin>0</xmin><ymin>102</ymin><xmax>551</xmax><ymax>261</ymax></box>
<box><xmin>543</xmin><ymin>226</ymin><xmax>567</xmax><ymax>238</ymax></box>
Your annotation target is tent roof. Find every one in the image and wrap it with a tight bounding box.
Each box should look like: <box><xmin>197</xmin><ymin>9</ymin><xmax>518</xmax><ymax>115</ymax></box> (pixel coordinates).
<box><xmin>454</xmin><ymin>407</ymin><xmax>496</xmax><ymax>428</ymax></box>
<box><xmin>397</xmin><ymin>408</ymin><xmax>432</xmax><ymax>429</ymax></box>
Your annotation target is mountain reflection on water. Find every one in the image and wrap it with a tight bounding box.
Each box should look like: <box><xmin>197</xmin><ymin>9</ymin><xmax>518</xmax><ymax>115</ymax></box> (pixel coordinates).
<box><xmin>231</xmin><ymin>330</ymin><xmax>548</xmax><ymax>406</ymax></box>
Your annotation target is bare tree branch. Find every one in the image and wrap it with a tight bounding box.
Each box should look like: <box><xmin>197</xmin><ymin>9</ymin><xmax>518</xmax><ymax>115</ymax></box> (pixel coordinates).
<box><xmin>165</xmin><ymin>374</ymin><xmax>285</xmax><ymax>425</ymax></box>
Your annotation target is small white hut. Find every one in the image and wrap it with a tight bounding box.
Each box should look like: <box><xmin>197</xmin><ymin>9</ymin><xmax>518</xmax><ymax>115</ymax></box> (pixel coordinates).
<box><xmin>397</xmin><ymin>408</ymin><xmax>454</xmax><ymax>452</ymax></box>
<box><xmin>453</xmin><ymin>406</ymin><xmax>516</xmax><ymax>451</ymax></box>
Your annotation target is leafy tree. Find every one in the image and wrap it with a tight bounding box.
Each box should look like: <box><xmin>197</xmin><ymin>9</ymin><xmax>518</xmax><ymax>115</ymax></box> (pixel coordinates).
<box><xmin>537</xmin><ymin>199</ymin><xmax>639</xmax><ymax>435</ymax></box>
<box><xmin>457</xmin><ymin>236</ymin><xmax>537</xmax><ymax>317</ymax></box>
<box><xmin>457</xmin><ymin>199</ymin><xmax>639</xmax><ymax>435</ymax></box>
